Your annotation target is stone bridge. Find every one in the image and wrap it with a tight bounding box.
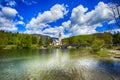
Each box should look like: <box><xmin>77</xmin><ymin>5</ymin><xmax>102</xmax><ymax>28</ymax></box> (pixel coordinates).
<box><xmin>61</xmin><ymin>44</ymin><xmax>90</xmax><ymax>49</ymax></box>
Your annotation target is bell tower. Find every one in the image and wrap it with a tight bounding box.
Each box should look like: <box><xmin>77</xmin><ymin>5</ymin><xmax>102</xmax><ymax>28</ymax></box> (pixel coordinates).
<box><xmin>58</xmin><ymin>32</ymin><xmax>62</xmax><ymax>45</ymax></box>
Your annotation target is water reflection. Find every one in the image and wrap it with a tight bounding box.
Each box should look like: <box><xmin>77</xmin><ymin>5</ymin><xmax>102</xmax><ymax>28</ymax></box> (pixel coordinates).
<box><xmin>98</xmin><ymin>60</ymin><xmax>120</xmax><ymax>77</ymax></box>
<box><xmin>0</xmin><ymin>49</ymin><xmax>120</xmax><ymax>80</ymax></box>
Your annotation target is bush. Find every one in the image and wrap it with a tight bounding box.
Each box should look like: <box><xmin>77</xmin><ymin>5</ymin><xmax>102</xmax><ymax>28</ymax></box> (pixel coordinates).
<box><xmin>104</xmin><ymin>44</ymin><xmax>113</xmax><ymax>49</ymax></box>
<box><xmin>91</xmin><ymin>38</ymin><xmax>105</xmax><ymax>52</ymax></box>
<box><xmin>97</xmin><ymin>49</ymin><xmax>109</xmax><ymax>57</ymax></box>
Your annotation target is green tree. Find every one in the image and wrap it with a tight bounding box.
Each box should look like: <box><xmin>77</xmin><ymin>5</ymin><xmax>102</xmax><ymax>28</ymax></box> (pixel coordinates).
<box><xmin>92</xmin><ymin>38</ymin><xmax>105</xmax><ymax>52</ymax></box>
<box><xmin>31</xmin><ymin>36</ymin><xmax>39</xmax><ymax>44</ymax></box>
<box><xmin>113</xmin><ymin>32</ymin><xmax>120</xmax><ymax>45</ymax></box>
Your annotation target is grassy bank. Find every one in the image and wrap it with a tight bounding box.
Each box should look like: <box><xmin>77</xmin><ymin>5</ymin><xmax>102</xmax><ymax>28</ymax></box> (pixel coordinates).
<box><xmin>0</xmin><ymin>44</ymin><xmax>40</xmax><ymax>49</ymax></box>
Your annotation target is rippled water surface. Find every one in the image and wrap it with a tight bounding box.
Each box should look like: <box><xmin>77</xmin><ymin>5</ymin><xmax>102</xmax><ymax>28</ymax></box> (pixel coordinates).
<box><xmin>0</xmin><ymin>49</ymin><xmax>120</xmax><ymax>80</ymax></box>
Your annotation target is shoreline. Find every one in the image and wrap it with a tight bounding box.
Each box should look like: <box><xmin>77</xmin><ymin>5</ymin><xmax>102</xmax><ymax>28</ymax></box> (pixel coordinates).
<box><xmin>109</xmin><ymin>50</ymin><xmax>120</xmax><ymax>60</ymax></box>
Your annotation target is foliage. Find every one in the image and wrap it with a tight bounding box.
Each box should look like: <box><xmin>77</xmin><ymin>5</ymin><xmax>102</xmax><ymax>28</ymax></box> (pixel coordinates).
<box><xmin>0</xmin><ymin>30</ymin><xmax>120</xmax><ymax>50</ymax></box>
<box><xmin>112</xmin><ymin>32</ymin><xmax>120</xmax><ymax>45</ymax></box>
<box><xmin>97</xmin><ymin>49</ymin><xmax>110</xmax><ymax>57</ymax></box>
<box><xmin>94</xmin><ymin>32</ymin><xmax>113</xmax><ymax>44</ymax></box>
<box><xmin>62</xmin><ymin>32</ymin><xmax>120</xmax><ymax>51</ymax></box>
<box><xmin>0</xmin><ymin>30</ymin><xmax>52</xmax><ymax>49</ymax></box>
<box><xmin>16</xmin><ymin>34</ymin><xmax>32</xmax><ymax>49</ymax></box>
<box><xmin>39</xmin><ymin>35</ymin><xmax>52</xmax><ymax>46</ymax></box>
<box><xmin>47</xmin><ymin>45</ymin><xmax>60</xmax><ymax>49</ymax></box>
<box><xmin>108</xmin><ymin>0</ymin><xmax>120</xmax><ymax>28</ymax></box>
<box><xmin>62</xmin><ymin>34</ymin><xmax>93</xmax><ymax>45</ymax></box>
<box><xmin>91</xmin><ymin>38</ymin><xmax>105</xmax><ymax>52</ymax></box>
<box><xmin>62</xmin><ymin>32</ymin><xmax>113</xmax><ymax>49</ymax></box>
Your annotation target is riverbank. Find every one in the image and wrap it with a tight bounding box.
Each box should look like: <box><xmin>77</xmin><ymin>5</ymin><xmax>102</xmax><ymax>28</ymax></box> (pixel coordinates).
<box><xmin>1</xmin><ymin>44</ymin><xmax>120</xmax><ymax>60</ymax></box>
<box><xmin>109</xmin><ymin>50</ymin><xmax>120</xmax><ymax>59</ymax></box>
<box><xmin>0</xmin><ymin>44</ymin><xmax>62</xmax><ymax>50</ymax></box>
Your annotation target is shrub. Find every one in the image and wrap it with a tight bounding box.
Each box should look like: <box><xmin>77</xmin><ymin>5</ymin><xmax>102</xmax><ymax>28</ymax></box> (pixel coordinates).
<box><xmin>97</xmin><ymin>49</ymin><xmax>109</xmax><ymax>57</ymax></box>
<box><xmin>91</xmin><ymin>38</ymin><xmax>105</xmax><ymax>52</ymax></box>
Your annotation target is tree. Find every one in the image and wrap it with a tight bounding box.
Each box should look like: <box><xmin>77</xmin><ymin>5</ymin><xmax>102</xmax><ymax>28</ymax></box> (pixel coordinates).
<box><xmin>108</xmin><ymin>0</ymin><xmax>120</xmax><ymax>28</ymax></box>
<box><xmin>95</xmin><ymin>33</ymin><xmax>113</xmax><ymax>44</ymax></box>
<box><xmin>112</xmin><ymin>32</ymin><xmax>120</xmax><ymax>45</ymax></box>
<box><xmin>16</xmin><ymin>34</ymin><xmax>32</xmax><ymax>49</ymax></box>
<box><xmin>31</xmin><ymin>36</ymin><xmax>39</xmax><ymax>44</ymax></box>
<box><xmin>92</xmin><ymin>38</ymin><xmax>105</xmax><ymax>52</ymax></box>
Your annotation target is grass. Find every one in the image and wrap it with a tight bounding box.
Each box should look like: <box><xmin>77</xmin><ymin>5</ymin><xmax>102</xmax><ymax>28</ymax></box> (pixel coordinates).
<box><xmin>31</xmin><ymin>44</ymin><xmax>40</xmax><ymax>49</ymax></box>
<box><xmin>97</xmin><ymin>49</ymin><xmax>110</xmax><ymax>57</ymax></box>
<box><xmin>47</xmin><ymin>45</ymin><xmax>60</xmax><ymax>49</ymax></box>
<box><xmin>2</xmin><ymin>45</ymin><xmax>17</xmax><ymax>49</ymax></box>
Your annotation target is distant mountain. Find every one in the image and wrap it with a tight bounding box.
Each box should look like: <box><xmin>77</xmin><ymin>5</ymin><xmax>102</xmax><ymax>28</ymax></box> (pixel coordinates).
<box><xmin>32</xmin><ymin>34</ymin><xmax>52</xmax><ymax>45</ymax></box>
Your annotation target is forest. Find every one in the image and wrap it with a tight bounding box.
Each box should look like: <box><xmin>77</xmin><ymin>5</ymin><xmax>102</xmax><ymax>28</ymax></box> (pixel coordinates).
<box><xmin>0</xmin><ymin>30</ymin><xmax>120</xmax><ymax>50</ymax></box>
<box><xmin>0</xmin><ymin>30</ymin><xmax>52</xmax><ymax>49</ymax></box>
<box><xmin>62</xmin><ymin>32</ymin><xmax>120</xmax><ymax>51</ymax></box>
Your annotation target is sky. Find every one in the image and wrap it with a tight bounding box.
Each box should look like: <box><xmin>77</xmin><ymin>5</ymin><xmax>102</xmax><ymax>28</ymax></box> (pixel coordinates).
<box><xmin>0</xmin><ymin>0</ymin><xmax>119</xmax><ymax>38</ymax></box>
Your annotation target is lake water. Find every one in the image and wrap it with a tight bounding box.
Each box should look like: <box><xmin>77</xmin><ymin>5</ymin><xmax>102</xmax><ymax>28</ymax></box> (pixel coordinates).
<box><xmin>0</xmin><ymin>49</ymin><xmax>120</xmax><ymax>80</ymax></box>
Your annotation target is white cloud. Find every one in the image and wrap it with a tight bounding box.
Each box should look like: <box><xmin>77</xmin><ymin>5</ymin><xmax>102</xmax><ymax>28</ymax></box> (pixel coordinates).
<box><xmin>2</xmin><ymin>6</ymin><xmax>18</xmax><ymax>18</ymax></box>
<box><xmin>0</xmin><ymin>5</ymin><xmax>24</xmax><ymax>31</ymax></box>
<box><xmin>25</xmin><ymin>2</ymin><xmax>118</xmax><ymax>38</ymax></box>
<box><xmin>65</xmin><ymin>2</ymin><xmax>113</xmax><ymax>37</ymax></box>
<box><xmin>108</xmin><ymin>20</ymin><xmax>116</xmax><ymax>24</ymax></box>
<box><xmin>0</xmin><ymin>17</ymin><xmax>17</xmax><ymax>31</ymax></box>
<box><xmin>18</xmin><ymin>15</ymin><xmax>24</xmax><ymax>20</ymax></box>
<box><xmin>43</xmin><ymin>2</ymin><xmax>111</xmax><ymax>38</ymax></box>
<box><xmin>17</xmin><ymin>21</ymin><xmax>25</xmax><ymax>25</ymax></box>
<box><xmin>43</xmin><ymin>26</ymin><xmax>64</xmax><ymax>37</ymax></box>
<box><xmin>62</xmin><ymin>20</ymin><xmax>71</xmax><ymax>29</ymax></box>
<box><xmin>26</xmin><ymin>4</ymin><xmax>67</xmax><ymax>34</ymax></box>
<box><xmin>34</xmin><ymin>20</ymin><xmax>71</xmax><ymax>38</ymax></box>
<box><xmin>6</xmin><ymin>1</ymin><xmax>16</xmax><ymax>7</ymax></box>
<box><xmin>56</xmin><ymin>2</ymin><xmax>114</xmax><ymax>38</ymax></box>
<box><xmin>25</xmin><ymin>29</ymin><xmax>43</xmax><ymax>34</ymax></box>
<box><xmin>71</xmin><ymin>5</ymin><xmax>88</xmax><ymax>25</ymax></box>
<box><xmin>22</xmin><ymin>0</ymin><xmax>37</xmax><ymax>5</ymax></box>
<box><xmin>71</xmin><ymin>2</ymin><xmax>112</xmax><ymax>25</ymax></box>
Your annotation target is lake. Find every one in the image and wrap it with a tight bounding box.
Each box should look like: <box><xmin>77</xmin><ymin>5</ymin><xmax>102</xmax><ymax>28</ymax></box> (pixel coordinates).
<box><xmin>0</xmin><ymin>49</ymin><xmax>120</xmax><ymax>80</ymax></box>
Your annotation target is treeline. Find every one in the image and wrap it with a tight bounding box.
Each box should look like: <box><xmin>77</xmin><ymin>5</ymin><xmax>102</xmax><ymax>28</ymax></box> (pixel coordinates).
<box><xmin>0</xmin><ymin>31</ymin><xmax>52</xmax><ymax>49</ymax></box>
<box><xmin>63</xmin><ymin>32</ymin><xmax>113</xmax><ymax>45</ymax></box>
<box><xmin>1</xmin><ymin>30</ymin><xmax>120</xmax><ymax>50</ymax></box>
<box><xmin>62</xmin><ymin>32</ymin><xmax>120</xmax><ymax>51</ymax></box>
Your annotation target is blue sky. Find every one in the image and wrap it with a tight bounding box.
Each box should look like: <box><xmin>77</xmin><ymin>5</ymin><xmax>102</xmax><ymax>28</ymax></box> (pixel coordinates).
<box><xmin>0</xmin><ymin>0</ymin><xmax>119</xmax><ymax>38</ymax></box>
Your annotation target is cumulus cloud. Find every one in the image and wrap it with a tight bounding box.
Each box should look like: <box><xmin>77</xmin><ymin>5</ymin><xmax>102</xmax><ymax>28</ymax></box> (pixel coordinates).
<box><xmin>0</xmin><ymin>5</ymin><xmax>24</xmax><ymax>31</ymax></box>
<box><xmin>41</xmin><ymin>20</ymin><xmax>72</xmax><ymax>38</ymax></box>
<box><xmin>26</xmin><ymin>4</ymin><xmax>67</xmax><ymax>34</ymax></box>
<box><xmin>62</xmin><ymin>20</ymin><xmax>71</xmax><ymax>29</ymax></box>
<box><xmin>43</xmin><ymin>26</ymin><xmax>64</xmax><ymax>37</ymax></box>
<box><xmin>25</xmin><ymin>2</ymin><xmax>118</xmax><ymax>38</ymax></box>
<box><xmin>25</xmin><ymin>29</ymin><xmax>43</xmax><ymax>34</ymax></box>
<box><xmin>0</xmin><ymin>17</ymin><xmax>17</xmax><ymax>31</ymax></box>
<box><xmin>47</xmin><ymin>2</ymin><xmax>114</xmax><ymax>38</ymax></box>
<box><xmin>1</xmin><ymin>6</ymin><xmax>18</xmax><ymax>18</ymax></box>
<box><xmin>64</xmin><ymin>2</ymin><xmax>113</xmax><ymax>37</ymax></box>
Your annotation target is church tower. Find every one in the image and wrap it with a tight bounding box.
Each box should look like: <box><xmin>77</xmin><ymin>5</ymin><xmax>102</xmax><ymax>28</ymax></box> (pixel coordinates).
<box><xmin>58</xmin><ymin>32</ymin><xmax>62</xmax><ymax>45</ymax></box>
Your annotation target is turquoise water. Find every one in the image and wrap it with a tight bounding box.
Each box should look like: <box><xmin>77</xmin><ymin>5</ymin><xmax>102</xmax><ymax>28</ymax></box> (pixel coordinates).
<box><xmin>0</xmin><ymin>49</ymin><xmax>120</xmax><ymax>80</ymax></box>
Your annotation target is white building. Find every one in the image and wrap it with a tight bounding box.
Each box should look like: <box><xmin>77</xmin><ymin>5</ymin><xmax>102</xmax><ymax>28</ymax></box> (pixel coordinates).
<box><xmin>52</xmin><ymin>32</ymin><xmax>62</xmax><ymax>46</ymax></box>
<box><xmin>52</xmin><ymin>37</ymin><xmax>62</xmax><ymax>46</ymax></box>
